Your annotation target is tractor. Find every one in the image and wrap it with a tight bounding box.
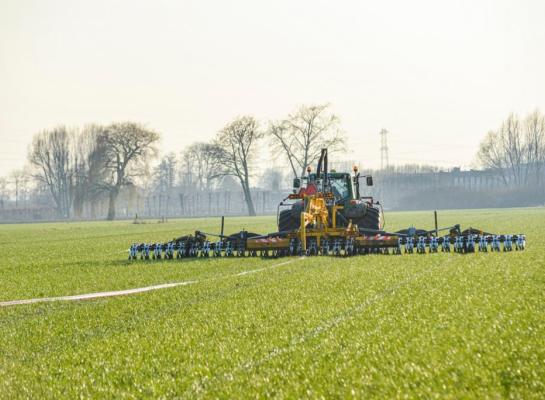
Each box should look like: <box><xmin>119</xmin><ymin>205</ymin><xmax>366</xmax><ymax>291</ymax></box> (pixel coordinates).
<box><xmin>277</xmin><ymin>148</ymin><xmax>381</xmax><ymax>233</ymax></box>
<box><xmin>128</xmin><ymin>148</ymin><xmax>526</xmax><ymax>259</ymax></box>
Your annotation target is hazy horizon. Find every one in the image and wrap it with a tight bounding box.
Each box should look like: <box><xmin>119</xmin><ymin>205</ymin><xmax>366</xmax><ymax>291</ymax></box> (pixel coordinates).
<box><xmin>1</xmin><ymin>0</ymin><xmax>545</xmax><ymax>176</ymax></box>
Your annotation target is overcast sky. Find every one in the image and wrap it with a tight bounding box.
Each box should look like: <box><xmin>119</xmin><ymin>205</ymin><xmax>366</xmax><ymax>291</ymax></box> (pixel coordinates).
<box><xmin>1</xmin><ymin>0</ymin><xmax>544</xmax><ymax>176</ymax></box>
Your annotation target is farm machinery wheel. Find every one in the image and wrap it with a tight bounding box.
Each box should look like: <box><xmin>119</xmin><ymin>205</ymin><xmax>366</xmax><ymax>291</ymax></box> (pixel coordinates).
<box><xmin>278</xmin><ymin>209</ymin><xmax>299</xmax><ymax>232</ymax></box>
<box><xmin>353</xmin><ymin>205</ymin><xmax>381</xmax><ymax>230</ymax></box>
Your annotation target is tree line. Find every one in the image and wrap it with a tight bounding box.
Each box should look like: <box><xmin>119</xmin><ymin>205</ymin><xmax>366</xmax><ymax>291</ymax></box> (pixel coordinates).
<box><xmin>27</xmin><ymin>122</ymin><xmax>159</xmax><ymax>220</ymax></box>
<box><xmin>1</xmin><ymin>104</ymin><xmax>344</xmax><ymax>219</ymax></box>
<box><xmin>1</xmin><ymin>107</ymin><xmax>543</xmax><ymax>220</ymax></box>
<box><xmin>154</xmin><ymin>104</ymin><xmax>345</xmax><ymax>216</ymax></box>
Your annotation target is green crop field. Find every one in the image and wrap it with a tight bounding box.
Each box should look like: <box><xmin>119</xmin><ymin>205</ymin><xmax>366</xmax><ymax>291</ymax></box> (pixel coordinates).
<box><xmin>1</xmin><ymin>208</ymin><xmax>544</xmax><ymax>399</ymax></box>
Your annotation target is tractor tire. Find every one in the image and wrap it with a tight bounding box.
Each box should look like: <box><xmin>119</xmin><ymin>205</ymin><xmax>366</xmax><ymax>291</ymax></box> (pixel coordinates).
<box><xmin>354</xmin><ymin>205</ymin><xmax>380</xmax><ymax>231</ymax></box>
<box><xmin>279</xmin><ymin>209</ymin><xmax>298</xmax><ymax>232</ymax></box>
<box><xmin>290</xmin><ymin>201</ymin><xmax>304</xmax><ymax>220</ymax></box>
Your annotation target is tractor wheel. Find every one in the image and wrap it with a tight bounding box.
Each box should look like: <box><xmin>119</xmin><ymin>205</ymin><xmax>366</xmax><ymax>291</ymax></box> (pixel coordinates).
<box><xmin>279</xmin><ymin>209</ymin><xmax>298</xmax><ymax>232</ymax></box>
<box><xmin>355</xmin><ymin>206</ymin><xmax>380</xmax><ymax>231</ymax></box>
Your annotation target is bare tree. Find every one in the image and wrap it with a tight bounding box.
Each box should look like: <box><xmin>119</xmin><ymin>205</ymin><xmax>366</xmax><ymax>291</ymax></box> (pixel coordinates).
<box><xmin>28</xmin><ymin>126</ymin><xmax>75</xmax><ymax>218</ymax></box>
<box><xmin>0</xmin><ymin>177</ymin><xmax>9</xmax><ymax>210</ymax></box>
<box><xmin>11</xmin><ymin>169</ymin><xmax>30</xmax><ymax>208</ymax></box>
<box><xmin>477</xmin><ymin>111</ymin><xmax>545</xmax><ymax>186</ymax></box>
<box><xmin>501</xmin><ymin>114</ymin><xmax>524</xmax><ymax>185</ymax></box>
<box><xmin>523</xmin><ymin>110</ymin><xmax>545</xmax><ymax>185</ymax></box>
<box><xmin>72</xmin><ymin>124</ymin><xmax>109</xmax><ymax>218</ymax></box>
<box><xmin>178</xmin><ymin>150</ymin><xmax>195</xmax><ymax>190</ymax></box>
<box><xmin>216</xmin><ymin>116</ymin><xmax>262</xmax><ymax>216</ymax></box>
<box><xmin>155</xmin><ymin>153</ymin><xmax>177</xmax><ymax>191</ymax></box>
<box><xmin>268</xmin><ymin>104</ymin><xmax>345</xmax><ymax>178</ymax></box>
<box><xmin>102</xmin><ymin>122</ymin><xmax>160</xmax><ymax>220</ymax></box>
<box><xmin>258</xmin><ymin>168</ymin><xmax>285</xmax><ymax>191</ymax></box>
<box><xmin>477</xmin><ymin>130</ymin><xmax>509</xmax><ymax>184</ymax></box>
<box><xmin>478</xmin><ymin>115</ymin><xmax>523</xmax><ymax>185</ymax></box>
<box><xmin>181</xmin><ymin>142</ymin><xmax>224</xmax><ymax>191</ymax></box>
<box><xmin>154</xmin><ymin>153</ymin><xmax>177</xmax><ymax>215</ymax></box>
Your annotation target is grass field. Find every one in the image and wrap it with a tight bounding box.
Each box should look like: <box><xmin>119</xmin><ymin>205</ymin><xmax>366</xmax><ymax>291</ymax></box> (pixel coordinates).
<box><xmin>1</xmin><ymin>208</ymin><xmax>544</xmax><ymax>398</ymax></box>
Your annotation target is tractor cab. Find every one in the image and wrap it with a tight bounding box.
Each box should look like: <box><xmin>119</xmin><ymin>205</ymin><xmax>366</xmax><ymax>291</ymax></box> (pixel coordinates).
<box><xmin>293</xmin><ymin>171</ymin><xmax>372</xmax><ymax>203</ymax></box>
<box><xmin>293</xmin><ymin>172</ymin><xmax>353</xmax><ymax>201</ymax></box>
<box><xmin>284</xmin><ymin>148</ymin><xmax>380</xmax><ymax>230</ymax></box>
<box><xmin>329</xmin><ymin>173</ymin><xmax>355</xmax><ymax>201</ymax></box>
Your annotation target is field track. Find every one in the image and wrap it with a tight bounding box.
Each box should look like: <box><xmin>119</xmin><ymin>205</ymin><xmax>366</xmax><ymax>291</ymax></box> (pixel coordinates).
<box><xmin>0</xmin><ymin>260</ymin><xmax>294</xmax><ymax>307</ymax></box>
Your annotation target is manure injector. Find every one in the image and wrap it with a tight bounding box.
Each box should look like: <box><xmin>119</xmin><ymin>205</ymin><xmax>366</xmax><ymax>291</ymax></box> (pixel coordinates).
<box><xmin>128</xmin><ymin>149</ymin><xmax>526</xmax><ymax>260</ymax></box>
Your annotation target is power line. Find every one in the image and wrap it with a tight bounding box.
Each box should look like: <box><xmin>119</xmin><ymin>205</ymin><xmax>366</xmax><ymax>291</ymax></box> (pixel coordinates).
<box><xmin>379</xmin><ymin>128</ymin><xmax>389</xmax><ymax>170</ymax></box>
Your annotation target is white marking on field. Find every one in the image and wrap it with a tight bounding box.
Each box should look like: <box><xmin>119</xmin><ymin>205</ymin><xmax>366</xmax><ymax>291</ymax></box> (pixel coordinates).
<box><xmin>0</xmin><ymin>281</ymin><xmax>197</xmax><ymax>307</ymax></box>
<box><xmin>0</xmin><ymin>259</ymin><xmax>298</xmax><ymax>308</ymax></box>
<box><xmin>235</xmin><ymin>260</ymin><xmax>296</xmax><ymax>276</ymax></box>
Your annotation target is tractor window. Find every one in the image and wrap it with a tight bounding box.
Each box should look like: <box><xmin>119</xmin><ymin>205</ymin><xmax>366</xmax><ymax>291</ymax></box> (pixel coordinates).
<box><xmin>330</xmin><ymin>178</ymin><xmax>350</xmax><ymax>200</ymax></box>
